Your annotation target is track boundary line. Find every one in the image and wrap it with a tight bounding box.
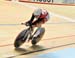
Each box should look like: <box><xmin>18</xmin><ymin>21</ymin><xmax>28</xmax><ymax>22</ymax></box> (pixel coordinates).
<box><xmin>0</xmin><ymin>34</ymin><xmax>75</xmax><ymax>47</ymax></box>
<box><xmin>6</xmin><ymin>43</ymin><xmax>75</xmax><ymax>58</ymax></box>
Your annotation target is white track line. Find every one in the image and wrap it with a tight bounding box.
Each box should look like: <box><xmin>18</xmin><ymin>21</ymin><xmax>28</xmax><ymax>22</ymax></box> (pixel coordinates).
<box><xmin>12</xmin><ymin>1</ymin><xmax>75</xmax><ymax>22</ymax></box>
<box><xmin>50</xmin><ymin>12</ymin><xmax>75</xmax><ymax>22</ymax></box>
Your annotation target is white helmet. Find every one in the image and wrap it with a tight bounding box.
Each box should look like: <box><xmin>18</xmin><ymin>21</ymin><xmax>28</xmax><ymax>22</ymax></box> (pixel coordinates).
<box><xmin>33</xmin><ymin>9</ymin><xmax>42</xmax><ymax>16</ymax></box>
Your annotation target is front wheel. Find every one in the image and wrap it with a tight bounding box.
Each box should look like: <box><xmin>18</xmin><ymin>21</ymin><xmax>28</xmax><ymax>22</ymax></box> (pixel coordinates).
<box><xmin>31</xmin><ymin>27</ymin><xmax>45</xmax><ymax>45</ymax></box>
<box><xmin>14</xmin><ymin>29</ymin><xmax>28</xmax><ymax>48</ymax></box>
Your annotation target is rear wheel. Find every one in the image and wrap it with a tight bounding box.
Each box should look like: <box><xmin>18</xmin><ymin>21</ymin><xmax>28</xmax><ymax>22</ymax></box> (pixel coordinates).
<box><xmin>31</xmin><ymin>27</ymin><xmax>45</xmax><ymax>45</ymax></box>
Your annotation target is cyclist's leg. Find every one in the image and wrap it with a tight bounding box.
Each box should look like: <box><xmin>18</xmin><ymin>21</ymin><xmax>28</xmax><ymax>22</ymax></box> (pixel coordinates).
<box><xmin>32</xmin><ymin>18</ymin><xmax>45</xmax><ymax>38</ymax></box>
<box><xmin>32</xmin><ymin>21</ymin><xmax>45</xmax><ymax>45</ymax></box>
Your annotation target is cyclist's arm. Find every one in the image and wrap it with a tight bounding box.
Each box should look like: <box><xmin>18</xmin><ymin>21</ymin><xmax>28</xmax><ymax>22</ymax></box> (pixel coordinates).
<box><xmin>29</xmin><ymin>14</ymin><xmax>35</xmax><ymax>23</ymax></box>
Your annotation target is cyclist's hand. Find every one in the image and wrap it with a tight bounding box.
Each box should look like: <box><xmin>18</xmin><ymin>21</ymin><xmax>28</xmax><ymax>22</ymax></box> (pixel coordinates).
<box><xmin>25</xmin><ymin>21</ymin><xmax>32</xmax><ymax>26</ymax></box>
<box><xmin>26</xmin><ymin>21</ymin><xmax>33</xmax><ymax>30</ymax></box>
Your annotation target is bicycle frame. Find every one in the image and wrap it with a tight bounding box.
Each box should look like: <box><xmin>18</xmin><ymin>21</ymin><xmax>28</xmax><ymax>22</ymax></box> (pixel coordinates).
<box><xmin>23</xmin><ymin>27</ymin><xmax>33</xmax><ymax>41</ymax></box>
<box><xmin>14</xmin><ymin>23</ymin><xmax>45</xmax><ymax>48</ymax></box>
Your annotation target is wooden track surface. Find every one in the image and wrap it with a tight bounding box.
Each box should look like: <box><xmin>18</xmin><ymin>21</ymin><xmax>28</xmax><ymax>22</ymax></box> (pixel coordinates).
<box><xmin>0</xmin><ymin>1</ymin><xmax>75</xmax><ymax>58</ymax></box>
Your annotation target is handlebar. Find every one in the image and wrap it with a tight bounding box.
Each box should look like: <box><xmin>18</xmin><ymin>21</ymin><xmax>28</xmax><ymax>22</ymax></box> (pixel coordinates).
<box><xmin>21</xmin><ymin>23</ymin><xmax>26</xmax><ymax>25</ymax></box>
<box><xmin>21</xmin><ymin>22</ymin><xmax>33</xmax><ymax>29</ymax></box>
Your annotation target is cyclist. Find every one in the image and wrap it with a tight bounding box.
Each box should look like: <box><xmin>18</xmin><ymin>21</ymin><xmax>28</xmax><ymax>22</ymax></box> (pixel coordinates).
<box><xmin>26</xmin><ymin>8</ymin><xmax>50</xmax><ymax>29</ymax></box>
<box><xmin>25</xmin><ymin>8</ymin><xmax>50</xmax><ymax>41</ymax></box>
